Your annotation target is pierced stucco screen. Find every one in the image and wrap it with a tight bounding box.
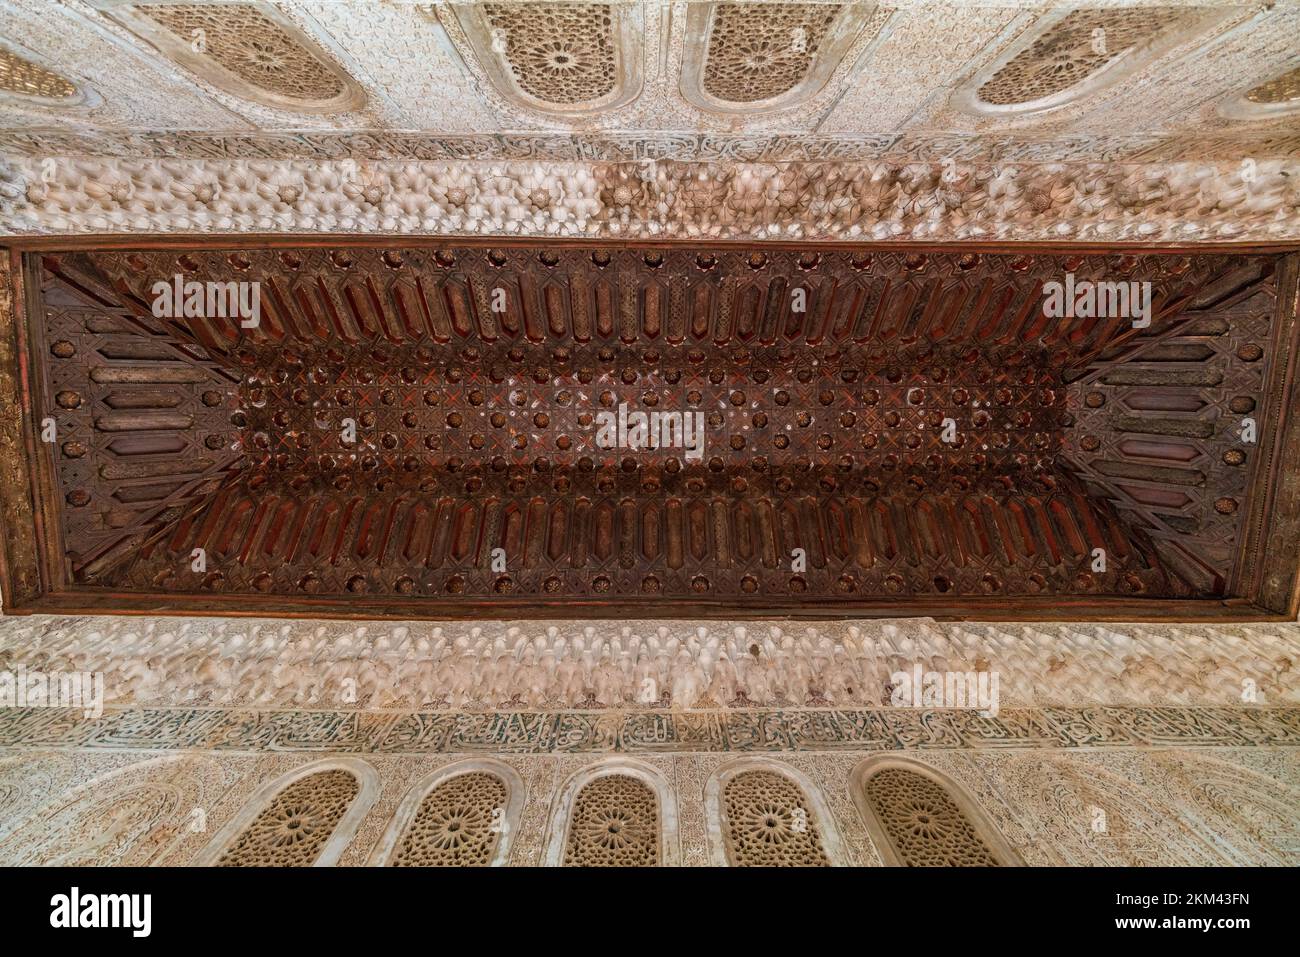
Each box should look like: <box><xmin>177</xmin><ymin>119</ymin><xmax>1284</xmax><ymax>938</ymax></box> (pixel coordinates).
<box><xmin>450</xmin><ymin>2</ymin><xmax>642</xmax><ymax>115</ymax></box>
<box><xmin>956</xmin><ymin>6</ymin><xmax>1234</xmax><ymax>116</ymax></box>
<box><xmin>681</xmin><ymin>2</ymin><xmax>876</xmax><ymax>113</ymax></box>
<box><xmin>103</xmin><ymin>1</ymin><xmax>365</xmax><ymax>113</ymax></box>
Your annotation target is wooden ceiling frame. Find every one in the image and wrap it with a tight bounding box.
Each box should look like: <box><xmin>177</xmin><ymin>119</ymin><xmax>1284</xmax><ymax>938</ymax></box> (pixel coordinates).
<box><xmin>1</xmin><ymin>235</ymin><xmax>1298</xmax><ymax>622</ymax></box>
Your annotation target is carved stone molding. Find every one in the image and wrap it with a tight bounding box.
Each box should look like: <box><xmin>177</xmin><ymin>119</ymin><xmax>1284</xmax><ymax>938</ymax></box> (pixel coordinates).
<box><xmin>2</xmin><ymin>127</ymin><xmax>1299</xmax><ymax>166</ymax></box>
<box><xmin>3</xmin><ymin>612</ymin><xmax>1297</xmax><ymax>714</ymax></box>
<box><xmin>3</xmin><ymin>702</ymin><xmax>1296</xmax><ymax>756</ymax></box>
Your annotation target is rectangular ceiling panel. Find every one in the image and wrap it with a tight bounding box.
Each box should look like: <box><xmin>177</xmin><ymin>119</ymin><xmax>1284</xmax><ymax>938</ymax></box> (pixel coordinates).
<box><xmin>1</xmin><ymin>240</ymin><xmax>1297</xmax><ymax>620</ymax></box>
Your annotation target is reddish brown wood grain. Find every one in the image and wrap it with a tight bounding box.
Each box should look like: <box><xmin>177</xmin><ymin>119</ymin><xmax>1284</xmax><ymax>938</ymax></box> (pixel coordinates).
<box><xmin>1</xmin><ymin>239</ymin><xmax>1297</xmax><ymax>620</ymax></box>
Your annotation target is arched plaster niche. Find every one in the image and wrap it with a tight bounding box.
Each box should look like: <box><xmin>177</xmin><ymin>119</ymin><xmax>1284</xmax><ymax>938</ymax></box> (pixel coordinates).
<box><xmin>193</xmin><ymin>757</ymin><xmax>379</xmax><ymax>867</ymax></box>
<box><xmin>680</xmin><ymin>1</ymin><xmax>876</xmax><ymax>115</ymax></box>
<box><xmin>0</xmin><ymin>39</ymin><xmax>100</xmax><ymax>110</ymax></box>
<box><xmin>100</xmin><ymin>0</ymin><xmax>365</xmax><ymax>114</ymax></box>
<box><xmin>705</xmin><ymin>757</ymin><xmax>844</xmax><ymax>866</ymax></box>
<box><xmin>952</xmin><ymin>5</ymin><xmax>1234</xmax><ymax>119</ymax></box>
<box><xmin>1218</xmin><ymin>64</ymin><xmax>1300</xmax><ymax>122</ymax></box>
<box><xmin>367</xmin><ymin>759</ymin><xmax>526</xmax><ymax>867</ymax></box>
<box><xmin>850</xmin><ymin>755</ymin><xmax>1024</xmax><ymax>866</ymax></box>
<box><xmin>542</xmin><ymin>757</ymin><xmax>680</xmax><ymax>866</ymax></box>
<box><xmin>450</xmin><ymin>1</ymin><xmax>644</xmax><ymax>117</ymax></box>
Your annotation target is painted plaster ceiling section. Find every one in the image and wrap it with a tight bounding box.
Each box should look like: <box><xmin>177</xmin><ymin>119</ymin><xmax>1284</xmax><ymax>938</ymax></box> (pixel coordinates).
<box><xmin>0</xmin><ymin>1</ymin><xmax>1295</xmax><ymax>160</ymax></box>
<box><xmin>0</xmin><ymin>0</ymin><xmax>251</xmax><ymax>130</ymax></box>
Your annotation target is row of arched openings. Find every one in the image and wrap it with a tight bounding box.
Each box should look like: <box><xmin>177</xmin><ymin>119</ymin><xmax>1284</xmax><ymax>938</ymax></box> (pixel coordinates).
<box><xmin>197</xmin><ymin>755</ymin><xmax>1021</xmax><ymax>866</ymax></box>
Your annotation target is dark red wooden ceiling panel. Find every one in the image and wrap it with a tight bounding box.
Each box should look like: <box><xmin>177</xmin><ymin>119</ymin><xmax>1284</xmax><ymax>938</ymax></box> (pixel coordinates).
<box><xmin>5</xmin><ymin>242</ymin><xmax>1295</xmax><ymax>619</ymax></box>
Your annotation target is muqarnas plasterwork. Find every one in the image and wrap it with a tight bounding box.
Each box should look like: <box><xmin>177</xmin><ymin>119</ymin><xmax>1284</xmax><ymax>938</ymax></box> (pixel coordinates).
<box><xmin>2</xmin><ymin>156</ymin><xmax>1297</xmax><ymax>242</ymax></box>
<box><xmin>0</xmin><ymin>616</ymin><xmax>1296</xmax><ymax>714</ymax></box>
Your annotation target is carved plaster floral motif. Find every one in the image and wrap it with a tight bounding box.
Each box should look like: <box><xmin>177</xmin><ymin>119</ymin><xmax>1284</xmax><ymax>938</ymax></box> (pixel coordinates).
<box><xmin>863</xmin><ymin>766</ymin><xmax>1000</xmax><ymax>866</ymax></box>
<box><xmin>721</xmin><ymin>769</ymin><xmax>829</xmax><ymax>866</ymax></box>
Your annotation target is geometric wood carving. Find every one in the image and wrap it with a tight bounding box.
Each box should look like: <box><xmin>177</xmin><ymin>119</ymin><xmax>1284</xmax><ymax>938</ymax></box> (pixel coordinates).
<box><xmin>2</xmin><ymin>241</ymin><xmax>1299</xmax><ymax>620</ymax></box>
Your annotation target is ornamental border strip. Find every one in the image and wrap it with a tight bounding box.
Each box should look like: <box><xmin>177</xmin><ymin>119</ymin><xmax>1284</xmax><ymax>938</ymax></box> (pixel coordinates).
<box><xmin>0</xmin><ymin>706</ymin><xmax>1296</xmax><ymax>755</ymax></box>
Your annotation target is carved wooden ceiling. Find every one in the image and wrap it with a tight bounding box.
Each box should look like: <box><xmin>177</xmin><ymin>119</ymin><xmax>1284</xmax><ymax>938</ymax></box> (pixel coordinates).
<box><xmin>2</xmin><ymin>241</ymin><xmax>1299</xmax><ymax>620</ymax></box>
